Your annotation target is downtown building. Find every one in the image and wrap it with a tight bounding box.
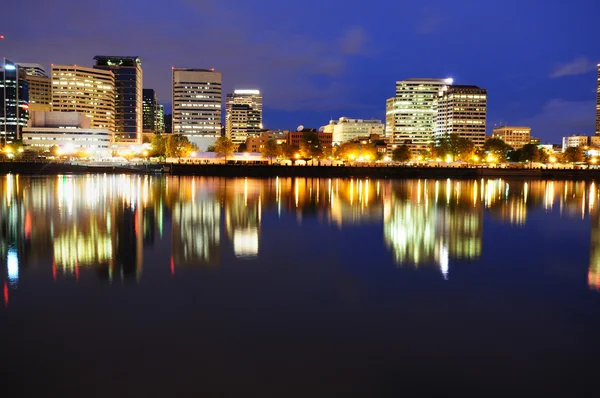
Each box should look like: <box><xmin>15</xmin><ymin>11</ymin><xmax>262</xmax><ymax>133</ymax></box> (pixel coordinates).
<box><xmin>596</xmin><ymin>63</ymin><xmax>600</xmax><ymax>135</ymax></box>
<box><xmin>94</xmin><ymin>56</ymin><xmax>143</xmax><ymax>143</ymax></box>
<box><xmin>17</xmin><ymin>63</ymin><xmax>51</xmax><ymax>112</ymax></box>
<box><xmin>323</xmin><ymin>117</ymin><xmax>384</xmax><ymax>145</ymax></box>
<box><xmin>492</xmin><ymin>125</ymin><xmax>531</xmax><ymax>150</ymax></box>
<box><xmin>386</xmin><ymin>78</ymin><xmax>452</xmax><ymax>151</ymax></box>
<box><xmin>1</xmin><ymin>59</ymin><xmax>29</xmax><ymax>144</ymax></box>
<box><xmin>51</xmin><ymin>65</ymin><xmax>116</xmax><ymax>132</ymax></box>
<box><xmin>225</xmin><ymin>89</ymin><xmax>262</xmax><ymax>148</ymax></box>
<box><xmin>142</xmin><ymin>88</ymin><xmax>165</xmax><ymax>135</ymax></box>
<box><xmin>172</xmin><ymin>68</ymin><xmax>222</xmax><ymax>151</ymax></box>
<box><xmin>434</xmin><ymin>85</ymin><xmax>488</xmax><ymax>147</ymax></box>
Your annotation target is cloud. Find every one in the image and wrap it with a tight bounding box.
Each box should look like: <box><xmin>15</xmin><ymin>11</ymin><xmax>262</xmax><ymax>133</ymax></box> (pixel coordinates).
<box><xmin>550</xmin><ymin>57</ymin><xmax>597</xmax><ymax>78</ymax></box>
<box><xmin>340</xmin><ymin>27</ymin><xmax>366</xmax><ymax>55</ymax></box>
<box><xmin>415</xmin><ymin>7</ymin><xmax>444</xmax><ymax>35</ymax></box>
<box><xmin>520</xmin><ymin>99</ymin><xmax>595</xmax><ymax>142</ymax></box>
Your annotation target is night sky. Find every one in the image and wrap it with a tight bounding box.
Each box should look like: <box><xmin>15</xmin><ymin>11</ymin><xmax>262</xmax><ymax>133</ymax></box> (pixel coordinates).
<box><xmin>2</xmin><ymin>0</ymin><xmax>599</xmax><ymax>143</ymax></box>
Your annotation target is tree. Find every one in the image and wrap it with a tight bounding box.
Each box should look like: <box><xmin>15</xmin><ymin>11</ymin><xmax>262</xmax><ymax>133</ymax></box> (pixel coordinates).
<box><xmin>237</xmin><ymin>142</ymin><xmax>247</xmax><ymax>152</ymax></box>
<box><xmin>281</xmin><ymin>144</ymin><xmax>299</xmax><ymax>159</ymax></box>
<box><xmin>334</xmin><ymin>142</ymin><xmax>378</xmax><ymax>161</ymax></box>
<box><xmin>434</xmin><ymin>134</ymin><xmax>475</xmax><ymax>162</ymax></box>
<box><xmin>214</xmin><ymin>136</ymin><xmax>235</xmax><ymax>162</ymax></box>
<box><xmin>261</xmin><ymin>139</ymin><xmax>281</xmax><ymax>164</ymax></box>
<box><xmin>165</xmin><ymin>134</ymin><xmax>197</xmax><ymax>158</ymax></box>
<box><xmin>483</xmin><ymin>138</ymin><xmax>513</xmax><ymax>162</ymax></box>
<box><xmin>300</xmin><ymin>132</ymin><xmax>323</xmax><ymax>158</ymax></box>
<box><xmin>392</xmin><ymin>145</ymin><xmax>411</xmax><ymax>163</ymax></box>
<box><xmin>562</xmin><ymin>146</ymin><xmax>584</xmax><ymax>163</ymax></box>
<box><xmin>150</xmin><ymin>133</ymin><xmax>166</xmax><ymax>157</ymax></box>
<box><xmin>206</xmin><ymin>145</ymin><xmax>216</xmax><ymax>152</ymax></box>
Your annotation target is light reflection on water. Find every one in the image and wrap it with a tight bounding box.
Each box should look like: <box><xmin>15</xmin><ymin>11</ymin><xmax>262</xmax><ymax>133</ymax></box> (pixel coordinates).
<box><xmin>1</xmin><ymin>174</ymin><xmax>600</xmax><ymax>307</ymax></box>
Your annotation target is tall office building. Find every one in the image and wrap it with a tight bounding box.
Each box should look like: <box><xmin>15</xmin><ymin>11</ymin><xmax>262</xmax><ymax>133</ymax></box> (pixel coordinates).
<box><xmin>51</xmin><ymin>65</ymin><xmax>115</xmax><ymax>132</ymax></box>
<box><xmin>434</xmin><ymin>85</ymin><xmax>487</xmax><ymax>147</ymax></box>
<box><xmin>1</xmin><ymin>59</ymin><xmax>29</xmax><ymax>144</ymax></box>
<box><xmin>385</xmin><ymin>78</ymin><xmax>451</xmax><ymax>151</ymax></box>
<box><xmin>16</xmin><ymin>63</ymin><xmax>47</xmax><ymax>77</ymax></box>
<box><xmin>172</xmin><ymin>68</ymin><xmax>222</xmax><ymax>150</ymax></box>
<box><xmin>156</xmin><ymin>104</ymin><xmax>165</xmax><ymax>134</ymax></box>
<box><xmin>142</xmin><ymin>88</ymin><xmax>157</xmax><ymax>134</ymax></box>
<box><xmin>596</xmin><ymin>64</ymin><xmax>600</xmax><ymax>135</ymax></box>
<box><xmin>225</xmin><ymin>89</ymin><xmax>262</xmax><ymax>147</ymax></box>
<box><xmin>94</xmin><ymin>56</ymin><xmax>143</xmax><ymax>143</ymax></box>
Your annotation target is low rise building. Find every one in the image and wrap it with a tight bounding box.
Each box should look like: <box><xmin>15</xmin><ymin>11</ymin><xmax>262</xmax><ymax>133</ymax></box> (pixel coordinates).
<box><xmin>322</xmin><ymin>117</ymin><xmax>384</xmax><ymax>145</ymax></box>
<box><xmin>22</xmin><ymin>111</ymin><xmax>112</xmax><ymax>156</ymax></box>
<box><xmin>287</xmin><ymin>129</ymin><xmax>332</xmax><ymax>150</ymax></box>
<box><xmin>492</xmin><ymin>126</ymin><xmax>531</xmax><ymax>150</ymax></box>
<box><xmin>562</xmin><ymin>134</ymin><xmax>589</xmax><ymax>152</ymax></box>
<box><xmin>245</xmin><ymin>131</ymin><xmax>287</xmax><ymax>152</ymax></box>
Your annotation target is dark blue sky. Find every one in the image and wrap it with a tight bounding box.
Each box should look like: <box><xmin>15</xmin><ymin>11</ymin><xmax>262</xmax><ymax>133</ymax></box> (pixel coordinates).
<box><xmin>2</xmin><ymin>0</ymin><xmax>599</xmax><ymax>143</ymax></box>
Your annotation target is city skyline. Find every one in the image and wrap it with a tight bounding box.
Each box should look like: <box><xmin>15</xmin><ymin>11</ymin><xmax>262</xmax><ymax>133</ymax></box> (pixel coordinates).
<box><xmin>1</xmin><ymin>0</ymin><xmax>599</xmax><ymax>143</ymax></box>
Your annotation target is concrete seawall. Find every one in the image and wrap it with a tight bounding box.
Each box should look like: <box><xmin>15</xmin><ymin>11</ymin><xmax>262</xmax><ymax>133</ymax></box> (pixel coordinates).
<box><xmin>2</xmin><ymin>162</ymin><xmax>600</xmax><ymax>180</ymax></box>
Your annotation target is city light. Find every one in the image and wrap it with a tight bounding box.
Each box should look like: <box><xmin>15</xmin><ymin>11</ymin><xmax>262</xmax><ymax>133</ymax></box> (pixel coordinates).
<box><xmin>549</xmin><ymin>156</ymin><xmax>557</xmax><ymax>163</ymax></box>
<box><xmin>4</xmin><ymin>64</ymin><xmax>16</xmax><ymax>71</ymax></box>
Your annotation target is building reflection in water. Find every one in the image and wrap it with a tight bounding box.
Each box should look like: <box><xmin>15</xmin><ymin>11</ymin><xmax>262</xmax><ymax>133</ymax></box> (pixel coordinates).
<box><xmin>2</xmin><ymin>175</ymin><xmax>600</xmax><ymax>296</ymax></box>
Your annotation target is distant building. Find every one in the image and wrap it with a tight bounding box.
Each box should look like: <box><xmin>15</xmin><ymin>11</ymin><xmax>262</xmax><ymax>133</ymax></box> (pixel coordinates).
<box><xmin>434</xmin><ymin>85</ymin><xmax>487</xmax><ymax>147</ymax></box>
<box><xmin>142</xmin><ymin>89</ymin><xmax>158</xmax><ymax>134</ymax></box>
<box><xmin>562</xmin><ymin>135</ymin><xmax>589</xmax><ymax>152</ymax></box>
<box><xmin>225</xmin><ymin>89</ymin><xmax>262</xmax><ymax>147</ymax></box>
<box><xmin>530</xmin><ymin>137</ymin><xmax>541</xmax><ymax>145</ymax></box>
<box><xmin>323</xmin><ymin>117</ymin><xmax>384</xmax><ymax>145</ymax></box>
<box><xmin>25</xmin><ymin>75</ymin><xmax>51</xmax><ymax>112</ymax></box>
<box><xmin>51</xmin><ymin>65</ymin><xmax>115</xmax><ymax>132</ymax></box>
<box><xmin>1</xmin><ymin>59</ymin><xmax>29</xmax><ymax>143</ymax></box>
<box><xmin>386</xmin><ymin>78</ymin><xmax>452</xmax><ymax>150</ymax></box>
<box><xmin>22</xmin><ymin>111</ymin><xmax>112</xmax><ymax>156</ymax></box>
<box><xmin>596</xmin><ymin>64</ymin><xmax>600</xmax><ymax>135</ymax></box>
<box><xmin>245</xmin><ymin>131</ymin><xmax>287</xmax><ymax>152</ymax></box>
<box><xmin>287</xmin><ymin>129</ymin><xmax>332</xmax><ymax>150</ymax></box>
<box><xmin>94</xmin><ymin>56</ymin><xmax>143</xmax><ymax>143</ymax></box>
<box><xmin>164</xmin><ymin>113</ymin><xmax>172</xmax><ymax>134</ymax></box>
<box><xmin>16</xmin><ymin>63</ymin><xmax>47</xmax><ymax>77</ymax></box>
<box><xmin>492</xmin><ymin>126</ymin><xmax>531</xmax><ymax>150</ymax></box>
<box><xmin>156</xmin><ymin>104</ymin><xmax>165</xmax><ymax>134</ymax></box>
<box><xmin>172</xmin><ymin>68</ymin><xmax>222</xmax><ymax>151</ymax></box>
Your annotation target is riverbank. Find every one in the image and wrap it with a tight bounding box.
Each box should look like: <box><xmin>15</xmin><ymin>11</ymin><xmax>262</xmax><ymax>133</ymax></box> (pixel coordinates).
<box><xmin>3</xmin><ymin>161</ymin><xmax>600</xmax><ymax>180</ymax></box>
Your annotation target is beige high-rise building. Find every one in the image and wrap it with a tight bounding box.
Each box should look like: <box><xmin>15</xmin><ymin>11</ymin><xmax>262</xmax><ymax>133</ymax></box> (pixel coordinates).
<box><xmin>596</xmin><ymin>64</ymin><xmax>600</xmax><ymax>135</ymax></box>
<box><xmin>51</xmin><ymin>65</ymin><xmax>116</xmax><ymax>132</ymax></box>
<box><xmin>386</xmin><ymin>78</ymin><xmax>452</xmax><ymax>150</ymax></box>
<box><xmin>225</xmin><ymin>89</ymin><xmax>262</xmax><ymax>147</ymax></box>
<box><xmin>492</xmin><ymin>126</ymin><xmax>531</xmax><ymax>150</ymax></box>
<box><xmin>172</xmin><ymin>68</ymin><xmax>222</xmax><ymax>151</ymax></box>
<box><xmin>434</xmin><ymin>85</ymin><xmax>487</xmax><ymax>147</ymax></box>
<box><xmin>26</xmin><ymin>75</ymin><xmax>52</xmax><ymax>112</ymax></box>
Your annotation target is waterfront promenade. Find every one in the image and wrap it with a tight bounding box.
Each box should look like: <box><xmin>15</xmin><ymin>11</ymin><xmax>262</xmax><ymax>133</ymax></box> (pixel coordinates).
<box><xmin>2</xmin><ymin>161</ymin><xmax>600</xmax><ymax>180</ymax></box>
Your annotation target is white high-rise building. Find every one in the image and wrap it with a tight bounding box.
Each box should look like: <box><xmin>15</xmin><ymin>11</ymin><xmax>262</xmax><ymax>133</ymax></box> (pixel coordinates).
<box><xmin>434</xmin><ymin>85</ymin><xmax>487</xmax><ymax>147</ymax></box>
<box><xmin>172</xmin><ymin>68</ymin><xmax>222</xmax><ymax>151</ymax></box>
<box><xmin>386</xmin><ymin>78</ymin><xmax>452</xmax><ymax>150</ymax></box>
<box><xmin>225</xmin><ymin>89</ymin><xmax>262</xmax><ymax>147</ymax></box>
<box><xmin>51</xmin><ymin>65</ymin><xmax>116</xmax><ymax>132</ymax></box>
<box><xmin>323</xmin><ymin>117</ymin><xmax>384</xmax><ymax>145</ymax></box>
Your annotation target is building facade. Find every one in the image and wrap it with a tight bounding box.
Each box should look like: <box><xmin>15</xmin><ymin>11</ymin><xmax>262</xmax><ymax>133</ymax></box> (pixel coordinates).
<box><xmin>156</xmin><ymin>104</ymin><xmax>165</xmax><ymax>134</ymax></box>
<box><xmin>22</xmin><ymin>111</ymin><xmax>112</xmax><ymax>156</ymax></box>
<box><xmin>172</xmin><ymin>68</ymin><xmax>222</xmax><ymax>151</ymax></box>
<box><xmin>492</xmin><ymin>126</ymin><xmax>531</xmax><ymax>150</ymax></box>
<box><xmin>562</xmin><ymin>134</ymin><xmax>589</xmax><ymax>152</ymax></box>
<box><xmin>51</xmin><ymin>65</ymin><xmax>115</xmax><ymax>133</ymax></box>
<box><xmin>25</xmin><ymin>75</ymin><xmax>51</xmax><ymax>112</ymax></box>
<box><xmin>324</xmin><ymin>117</ymin><xmax>384</xmax><ymax>145</ymax></box>
<box><xmin>434</xmin><ymin>85</ymin><xmax>487</xmax><ymax>147</ymax></box>
<box><xmin>94</xmin><ymin>56</ymin><xmax>143</xmax><ymax>143</ymax></box>
<box><xmin>1</xmin><ymin>59</ymin><xmax>29</xmax><ymax>144</ymax></box>
<box><xmin>16</xmin><ymin>63</ymin><xmax>47</xmax><ymax>77</ymax></box>
<box><xmin>287</xmin><ymin>130</ymin><xmax>333</xmax><ymax>150</ymax></box>
<box><xmin>225</xmin><ymin>89</ymin><xmax>263</xmax><ymax>147</ymax></box>
<box><xmin>596</xmin><ymin>64</ymin><xmax>600</xmax><ymax>135</ymax></box>
<box><xmin>142</xmin><ymin>88</ymin><xmax>157</xmax><ymax>134</ymax></box>
<box><xmin>386</xmin><ymin>78</ymin><xmax>452</xmax><ymax>150</ymax></box>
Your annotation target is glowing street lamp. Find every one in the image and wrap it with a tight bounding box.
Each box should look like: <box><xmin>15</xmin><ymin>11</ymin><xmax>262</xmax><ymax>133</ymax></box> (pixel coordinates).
<box><xmin>294</xmin><ymin>153</ymin><xmax>300</xmax><ymax>159</ymax></box>
<box><xmin>592</xmin><ymin>157</ymin><xmax>598</xmax><ymax>164</ymax></box>
<box><xmin>549</xmin><ymin>156</ymin><xmax>557</xmax><ymax>163</ymax></box>
<box><xmin>349</xmin><ymin>154</ymin><xmax>355</xmax><ymax>161</ymax></box>
<box><xmin>473</xmin><ymin>155</ymin><xmax>479</xmax><ymax>162</ymax></box>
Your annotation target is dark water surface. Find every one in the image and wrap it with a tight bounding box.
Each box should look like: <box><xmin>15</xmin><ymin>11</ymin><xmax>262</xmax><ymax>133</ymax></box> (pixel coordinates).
<box><xmin>2</xmin><ymin>175</ymin><xmax>600</xmax><ymax>396</ymax></box>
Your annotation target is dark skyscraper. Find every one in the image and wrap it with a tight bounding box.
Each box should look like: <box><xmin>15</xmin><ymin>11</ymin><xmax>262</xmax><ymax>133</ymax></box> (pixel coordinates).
<box><xmin>1</xmin><ymin>59</ymin><xmax>29</xmax><ymax>144</ymax></box>
<box><xmin>142</xmin><ymin>88</ymin><xmax>157</xmax><ymax>134</ymax></box>
<box><xmin>93</xmin><ymin>56</ymin><xmax>143</xmax><ymax>143</ymax></box>
<box><xmin>596</xmin><ymin>64</ymin><xmax>600</xmax><ymax>136</ymax></box>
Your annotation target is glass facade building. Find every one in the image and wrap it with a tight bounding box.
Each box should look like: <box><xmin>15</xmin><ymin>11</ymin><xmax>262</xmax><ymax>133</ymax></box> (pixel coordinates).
<box><xmin>1</xmin><ymin>59</ymin><xmax>29</xmax><ymax>144</ymax></box>
<box><xmin>94</xmin><ymin>56</ymin><xmax>143</xmax><ymax>143</ymax></box>
<box><xmin>142</xmin><ymin>88</ymin><xmax>157</xmax><ymax>133</ymax></box>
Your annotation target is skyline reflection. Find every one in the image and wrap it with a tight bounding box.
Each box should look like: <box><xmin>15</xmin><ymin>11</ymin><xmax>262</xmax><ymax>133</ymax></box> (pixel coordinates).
<box><xmin>1</xmin><ymin>175</ymin><xmax>600</xmax><ymax>305</ymax></box>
